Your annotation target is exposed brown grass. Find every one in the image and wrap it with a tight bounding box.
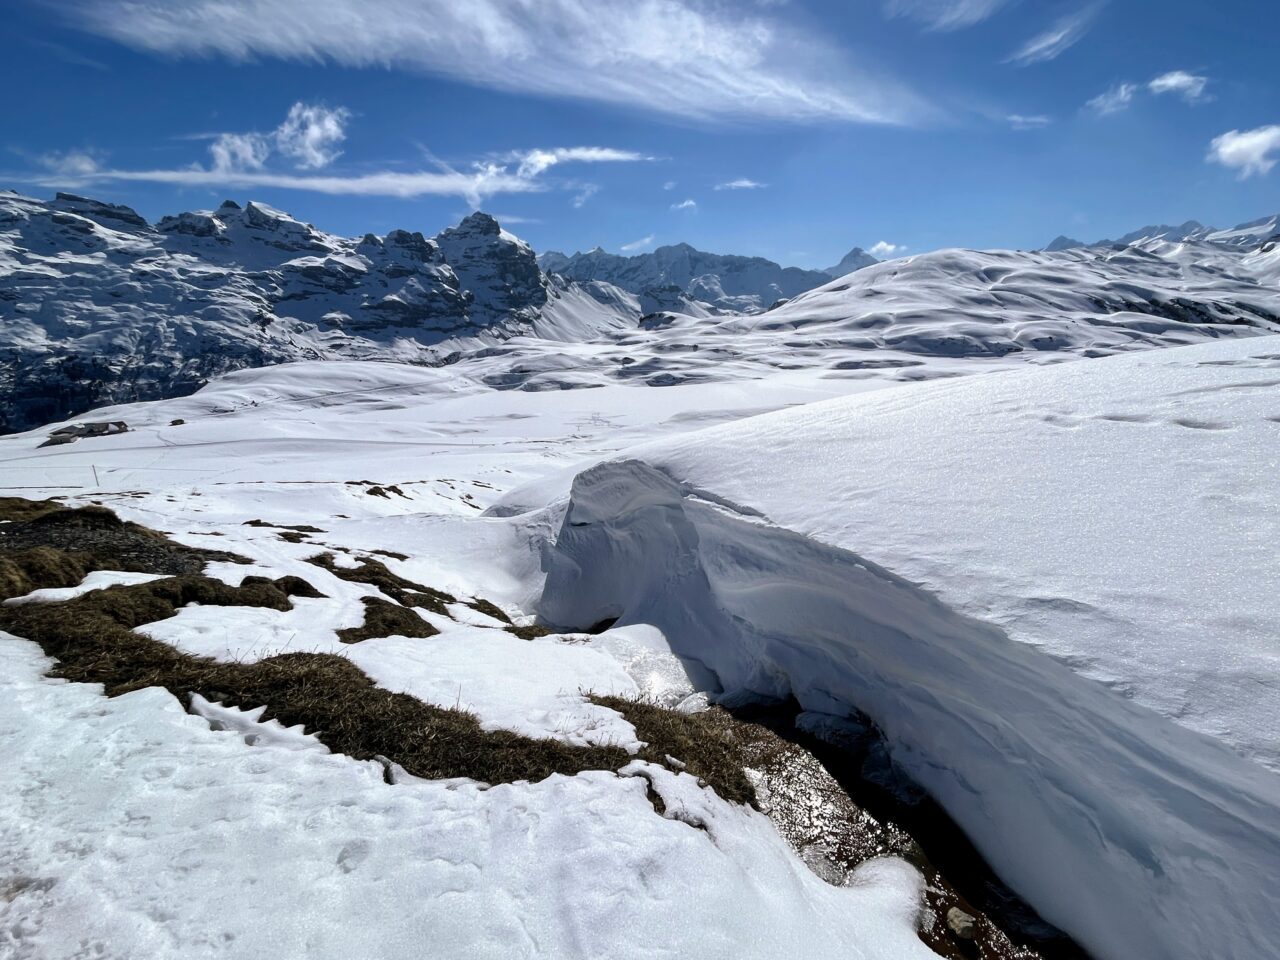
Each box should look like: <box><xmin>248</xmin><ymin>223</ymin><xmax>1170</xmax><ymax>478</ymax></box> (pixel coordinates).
<box><xmin>0</xmin><ymin>497</ymin><xmax>65</xmax><ymax>523</ymax></box>
<box><xmin>337</xmin><ymin>596</ymin><xmax>439</xmax><ymax>643</ymax></box>
<box><xmin>0</xmin><ymin>546</ymin><xmax>95</xmax><ymax>600</ymax></box>
<box><xmin>306</xmin><ymin>552</ymin><xmax>455</xmax><ymax>615</ymax></box>
<box><xmin>0</xmin><ymin>496</ymin><xmax>762</xmax><ymax>806</ymax></box>
<box><xmin>467</xmin><ymin>598</ymin><xmax>512</xmax><ymax>624</ymax></box>
<box><xmin>505</xmin><ymin>624</ymin><xmax>553</xmax><ymax>640</ymax></box>
<box><xmin>594</xmin><ymin>696</ymin><xmax>759</xmax><ymax>806</ymax></box>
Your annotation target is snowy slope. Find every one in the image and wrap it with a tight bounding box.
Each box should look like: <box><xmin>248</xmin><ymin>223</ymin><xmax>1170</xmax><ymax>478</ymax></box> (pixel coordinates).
<box><xmin>538</xmin><ymin>336</ymin><xmax>1280</xmax><ymax>960</ymax></box>
<box><xmin>2</xmin><ymin>323</ymin><xmax>1278</xmax><ymax>959</ymax></box>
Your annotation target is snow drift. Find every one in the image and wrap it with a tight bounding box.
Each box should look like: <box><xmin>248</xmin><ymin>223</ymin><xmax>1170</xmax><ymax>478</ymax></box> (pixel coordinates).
<box><xmin>539</xmin><ymin>337</ymin><xmax>1280</xmax><ymax>960</ymax></box>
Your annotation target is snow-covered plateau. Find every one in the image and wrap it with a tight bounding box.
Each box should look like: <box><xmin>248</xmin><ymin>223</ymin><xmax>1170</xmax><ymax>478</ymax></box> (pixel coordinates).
<box><xmin>1</xmin><ymin>194</ymin><xmax>1279</xmax><ymax>960</ymax></box>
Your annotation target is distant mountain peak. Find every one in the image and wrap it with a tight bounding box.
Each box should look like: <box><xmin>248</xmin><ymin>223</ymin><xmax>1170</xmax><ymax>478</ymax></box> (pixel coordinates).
<box><xmin>537</xmin><ymin>241</ymin><xmax>833</xmax><ymax>314</ymax></box>
<box><xmin>1041</xmin><ymin>216</ymin><xmax>1280</xmax><ymax>252</ymax></box>
<box><xmin>823</xmin><ymin>247</ymin><xmax>879</xmax><ymax>277</ymax></box>
<box><xmin>451</xmin><ymin>211</ymin><xmax>503</xmax><ymax>236</ymax></box>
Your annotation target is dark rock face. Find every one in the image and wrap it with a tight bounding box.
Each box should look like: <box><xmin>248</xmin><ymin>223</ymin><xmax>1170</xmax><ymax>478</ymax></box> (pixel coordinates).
<box><xmin>51</xmin><ymin>193</ymin><xmax>150</xmax><ymax>231</ymax></box>
<box><xmin>435</xmin><ymin>213</ymin><xmax>549</xmax><ymax>324</ymax></box>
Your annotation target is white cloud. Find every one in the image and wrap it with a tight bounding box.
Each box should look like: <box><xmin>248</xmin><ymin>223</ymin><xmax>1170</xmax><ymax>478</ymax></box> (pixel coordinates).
<box><xmin>870</xmin><ymin>240</ymin><xmax>903</xmax><ymax>257</ymax></box>
<box><xmin>19</xmin><ymin>103</ymin><xmax>649</xmax><ymax>207</ymax></box>
<box><xmin>1149</xmin><ymin>70</ymin><xmax>1208</xmax><ymax>104</ymax></box>
<box><xmin>1006</xmin><ymin>4</ymin><xmax>1102</xmax><ymax>66</ymax></box>
<box><xmin>24</xmin><ymin>164</ymin><xmax>541</xmax><ymax>206</ymax></box>
<box><xmin>274</xmin><ymin>103</ymin><xmax>351</xmax><ymax>168</ymax></box>
<box><xmin>1007</xmin><ymin>114</ymin><xmax>1051</xmax><ymax>130</ymax></box>
<box><xmin>36</xmin><ymin>149</ymin><xmax>101</xmax><ymax>178</ymax></box>
<box><xmin>209</xmin><ymin>132</ymin><xmax>271</xmax><ymax>172</ymax></box>
<box><xmin>671</xmin><ymin>198</ymin><xmax>697</xmax><ymax>210</ymax></box>
<box><xmin>59</xmin><ymin>0</ymin><xmax>928</xmax><ymax>125</ymax></box>
<box><xmin>1208</xmin><ymin>125</ymin><xmax>1280</xmax><ymax>179</ymax></box>
<box><xmin>663</xmin><ymin>180</ymin><xmax>677</xmax><ymax>190</ymax></box>
<box><xmin>885</xmin><ymin>0</ymin><xmax>1010</xmax><ymax>30</ymax></box>
<box><xmin>1086</xmin><ymin>83</ymin><xmax>1137</xmax><ymax>115</ymax></box>
<box><xmin>621</xmin><ymin>234</ymin><xmax>656</xmax><ymax>251</ymax></box>
<box><xmin>514</xmin><ymin>146</ymin><xmax>649</xmax><ymax>178</ymax></box>
<box><xmin>714</xmin><ymin>178</ymin><xmax>767</xmax><ymax>190</ymax></box>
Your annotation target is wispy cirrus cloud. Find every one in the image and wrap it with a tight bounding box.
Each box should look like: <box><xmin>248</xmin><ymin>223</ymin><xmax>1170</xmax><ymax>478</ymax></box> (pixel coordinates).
<box><xmin>29</xmin><ymin>159</ymin><xmax>541</xmax><ymax>206</ymax></box>
<box><xmin>571</xmin><ymin>184</ymin><xmax>601</xmax><ymax>208</ymax></box>
<box><xmin>1208</xmin><ymin>126</ymin><xmax>1280</xmax><ymax>179</ymax></box>
<box><xmin>511</xmin><ymin>147</ymin><xmax>650</xmax><ymax>178</ymax></box>
<box><xmin>17</xmin><ymin>105</ymin><xmax>653</xmax><ymax>207</ymax></box>
<box><xmin>1006</xmin><ymin>3</ymin><xmax>1103</xmax><ymax>66</ymax></box>
<box><xmin>714</xmin><ymin>178</ymin><xmax>767</xmax><ymax>190</ymax></box>
<box><xmin>1086</xmin><ymin>83</ymin><xmax>1137</xmax><ymax>115</ymax></box>
<box><xmin>1149</xmin><ymin>70</ymin><xmax>1209</xmax><ymax>104</ymax></box>
<box><xmin>52</xmin><ymin>0</ymin><xmax>929</xmax><ymax>126</ymax></box>
<box><xmin>885</xmin><ymin>0</ymin><xmax>1011</xmax><ymax>31</ymax></box>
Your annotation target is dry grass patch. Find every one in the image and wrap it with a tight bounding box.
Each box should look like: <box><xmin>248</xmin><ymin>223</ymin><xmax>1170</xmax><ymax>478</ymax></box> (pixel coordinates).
<box><xmin>337</xmin><ymin>596</ymin><xmax>439</xmax><ymax>643</ymax></box>
<box><xmin>307</xmin><ymin>552</ymin><xmax>455</xmax><ymax>615</ymax></box>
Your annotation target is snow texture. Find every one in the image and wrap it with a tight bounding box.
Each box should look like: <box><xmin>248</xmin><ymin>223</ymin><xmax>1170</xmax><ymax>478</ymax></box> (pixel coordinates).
<box><xmin>0</xmin><ymin>635</ymin><xmax>936</xmax><ymax>960</ymax></box>
<box><xmin>538</xmin><ymin>336</ymin><xmax>1280</xmax><ymax>960</ymax></box>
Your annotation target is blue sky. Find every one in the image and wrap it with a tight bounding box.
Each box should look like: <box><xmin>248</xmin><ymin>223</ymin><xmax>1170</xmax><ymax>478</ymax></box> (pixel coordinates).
<box><xmin>4</xmin><ymin>0</ymin><xmax>1279</xmax><ymax>268</ymax></box>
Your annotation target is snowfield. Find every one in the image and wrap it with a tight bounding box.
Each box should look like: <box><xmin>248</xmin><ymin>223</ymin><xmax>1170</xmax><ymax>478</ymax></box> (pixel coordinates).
<box><xmin>538</xmin><ymin>336</ymin><xmax>1280</xmax><ymax>960</ymax></box>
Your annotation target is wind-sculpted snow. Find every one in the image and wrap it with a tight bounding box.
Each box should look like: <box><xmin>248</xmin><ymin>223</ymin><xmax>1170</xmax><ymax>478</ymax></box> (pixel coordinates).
<box><xmin>539</xmin><ymin>337</ymin><xmax>1280</xmax><ymax>960</ymax></box>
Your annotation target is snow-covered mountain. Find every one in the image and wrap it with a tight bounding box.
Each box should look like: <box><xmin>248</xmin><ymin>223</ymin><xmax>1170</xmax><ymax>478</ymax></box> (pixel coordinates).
<box><xmin>1044</xmin><ymin>213</ymin><xmax>1280</xmax><ymax>250</ymax></box>
<box><xmin>0</xmin><ymin>191</ymin><xmax>638</xmax><ymax>433</ymax></box>
<box><xmin>538</xmin><ymin>243</ymin><xmax>834</xmax><ymax>313</ymax></box>
<box><xmin>5</xmin><ymin>189</ymin><xmax>1280</xmax><ymax>436</ymax></box>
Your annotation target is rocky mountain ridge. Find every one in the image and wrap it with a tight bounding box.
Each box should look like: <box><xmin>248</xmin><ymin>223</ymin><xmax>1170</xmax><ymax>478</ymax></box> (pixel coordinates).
<box><xmin>0</xmin><ymin>191</ymin><xmax>637</xmax><ymax>432</ymax></box>
<box><xmin>1045</xmin><ymin>214</ymin><xmax>1280</xmax><ymax>251</ymax></box>
<box><xmin>537</xmin><ymin>242</ymin><xmax>844</xmax><ymax>313</ymax></box>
